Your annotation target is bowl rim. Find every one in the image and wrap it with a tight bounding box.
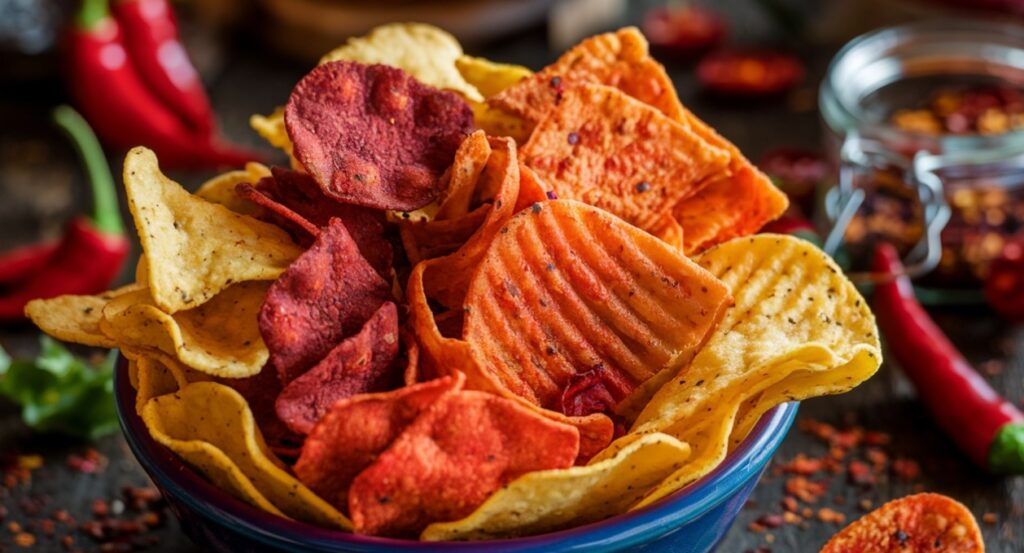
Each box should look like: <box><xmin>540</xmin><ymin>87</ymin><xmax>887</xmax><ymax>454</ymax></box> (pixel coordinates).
<box><xmin>115</xmin><ymin>354</ymin><xmax>798</xmax><ymax>551</ymax></box>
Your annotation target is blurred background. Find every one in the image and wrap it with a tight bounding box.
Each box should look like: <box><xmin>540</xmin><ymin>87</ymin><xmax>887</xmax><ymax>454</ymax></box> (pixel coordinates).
<box><xmin>1</xmin><ymin>0</ymin><xmax>1023</xmax><ymax>551</ymax></box>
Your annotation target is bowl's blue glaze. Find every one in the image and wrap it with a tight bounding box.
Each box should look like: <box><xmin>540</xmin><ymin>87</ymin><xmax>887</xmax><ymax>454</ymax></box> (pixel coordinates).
<box><xmin>115</xmin><ymin>356</ymin><xmax>797</xmax><ymax>552</ymax></box>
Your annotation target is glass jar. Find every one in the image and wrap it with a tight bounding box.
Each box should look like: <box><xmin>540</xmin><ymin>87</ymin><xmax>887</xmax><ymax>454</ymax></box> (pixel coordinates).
<box><xmin>819</xmin><ymin>20</ymin><xmax>1024</xmax><ymax>301</ymax></box>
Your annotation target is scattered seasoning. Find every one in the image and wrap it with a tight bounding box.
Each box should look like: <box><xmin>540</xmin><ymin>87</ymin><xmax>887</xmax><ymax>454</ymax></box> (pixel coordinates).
<box><xmin>14</xmin><ymin>531</ymin><xmax>36</xmax><ymax>547</ymax></box>
<box><xmin>531</xmin><ymin>203</ymin><xmax>543</xmax><ymax>214</ymax></box>
<box><xmin>67</xmin><ymin>448</ymin><xmax>107</xmax><ymax>475</ymax></box>
<box><xmin>567</xmin><ymin>131</ymin><xmax>579</xmax><ymax>145</ymax></box>
<box><xmin>983</xmin><ymin>512</ymin><xmax>998</xmax><ymax>525</ymax></box>
<box><xmin>545</xmin><ymin>191</ymin><xmax>558</xmax><ymax>200</ymax></box>
<box><xmin>817</xmin><ymin>508</ymin><xmax>846</xmax><ymax>525</ymax></box>
<box><xmin>634</xmin><ymin>181</ymin><xmax>651</xmax><ymax>193</ymax></box>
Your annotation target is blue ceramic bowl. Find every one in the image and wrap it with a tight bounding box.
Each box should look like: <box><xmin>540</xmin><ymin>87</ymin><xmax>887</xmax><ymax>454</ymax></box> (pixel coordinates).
<box><xmin>115</xmin><ymin>356</ymin><xmax>797</xmax><ymax>552</ymax></box>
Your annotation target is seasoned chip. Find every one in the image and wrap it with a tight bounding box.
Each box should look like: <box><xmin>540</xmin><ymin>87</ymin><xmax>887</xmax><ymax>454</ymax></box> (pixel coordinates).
<box><xmin>260</xmin><ymin>219</ymin><xmax>392</xmax><ymax>383</ymax></box>
<box><xmin>101</xmin><ymin>282</ymin><xmax>269</xmax><ymax>378</ymax></box>
<box><xmin>349</xmin><ymin>390</ymin><xmax>579</xmax><ymax>537</ymax></box>
<box><xmin>456</xmin><ymin>56</ymin><xmax>533</xmax><ymax>99</ymax></box>
<box><xmin>24</xmin><ymin>284</ymin><xmax>141</xmax><ymax>348</ymax></box>
<box><xmin>275</xmin><ymin>302</ymin><xmax>400</xmax><ymax>435</ymax></box>
<box><xmin>285</xmin><ymin>61</ymin><xmax>474</xmax><ymax>211</ymax></box>
<box><xmin>821</xmin><ymin>493</ymin><xmax>983</xmax><ymax>553</ymax></box>
<box><xmin>630</xmin><ymin>234</ymin><xmax>880</xmax><ymax>506</ymax></box>
<box><xmin>294</xmin><ymin>375</ymin><xmax>464</xmax><ymax>510</ymax></box>
<box><xmin>141</xmin><ymin>382</ymin><xmax>351</xmax><ymax>529</ymax></box>
<box><xmin>421</xmin><ymin>432</ymin><xmax>689</xmax><ymax>540</ymax></box>
<box><xmin>194</xmin><ymin>162</ymin><xmax>271</xmax><ymax>216</ymax></box>
<box><xmin>400</xmin><ymin>206</ymin><xmax>489</xmax><ymax>265</ymax></box>
<box><xmin>490</xmin><ymin>27</ymin><xmax>685</xmax><ymax>130</ymax></box>
<box><xmin>520</xmin><ymin>85</ymin><xmax>731</xmax><ymax>233</ymax></box>
<box><xmin>435</xmin><ymin>130</ymin><xmax>491</xmax><ymax>220</ymax></box>
<box><xmin>462</xmin><ymin>200</ymin><xmax>731</xmax><ymax>415</ymax></box>
<box><xmin>238</xmin><ymin>167</ymin><xmax>392</xmax><ymax>277</ymax></box>
<box><xmin>123</xmin><ymin>147</ymin><xmax>301</xmax><ymax>313</ymax></box>
<box><xmin>250</xmin><ymin>108</ymin><xmax>295</xmax><ymax>161</ymax></box>
<box><xmin>321</xmin><ymin>23</ymin><xmax>482</xmax><ymax>103</ymax></box>
<box><xmin>408</xmin><ymin>254</ymin><xmax>615</xmax><ymax>462</ymax></box>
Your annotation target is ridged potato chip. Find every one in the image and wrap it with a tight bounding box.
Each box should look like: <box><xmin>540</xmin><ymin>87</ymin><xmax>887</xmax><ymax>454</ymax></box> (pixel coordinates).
<box><xmin>101</xmin><ymin>282</ymin><xmax>270</xmax><ymax>378</ymax></box>
<box><xmin>123</xmin><ymin>147</ymin><xmax>301</xmax><ymax>313</ymax></box>
<box><xmin>821</xmin><ymin>493</ymin><xmax>983</xmax><ymax>553</ymax></box>
<box><xmin>520</xmin><ymin>85</ymin><xmax>731</xmax><ymax>234</ymax></box>
<box><xmin>462</xmin><ymin>199</ymin><xmax>731</xmax><ymax>413</ymax></box>
<box><xmin>321</xmin><ymin>23</ymin><xmax>481</xmax><ymax>102</ymax></box>
<box><xmin>141</xmin><ymin>382</ymin><xmax>351</xmax><ymax>530</ymax></box>
<box><xmin>24</xmin><ymin>284</ymin><xmax>141</xmax><ymax>348</ymax></box>
<box><xmin>194</xmin><ymin>162</ymin><xmax>271</xmax><ymax>216</ymax></box>
<box><xmin>629</xmin><ymin>234</ymin><xmax>880</xmax><ymax>506</ymax></box>
<box><xmin>421</xmin><ymin>432</ymin><xmax>690</xmax><ymax>540</ymax></box>
<box><xmin>490</xmin><ymin>27</ymin><xmax>684</xmax><ymax>130</ymax></box>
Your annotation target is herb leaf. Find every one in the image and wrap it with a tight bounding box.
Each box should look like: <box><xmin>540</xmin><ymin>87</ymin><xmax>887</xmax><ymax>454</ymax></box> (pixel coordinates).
<box><xmin>0</xmin><ymin>336</ymin><xmax>118</xmax><ymax>440</ymax></box>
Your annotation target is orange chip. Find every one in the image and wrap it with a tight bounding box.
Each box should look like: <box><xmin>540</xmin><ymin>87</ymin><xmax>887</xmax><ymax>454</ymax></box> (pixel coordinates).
<box><xmin>520</xmin><ymin>84</ymin><xmax>731</xmax><ymax>234</ymax></box>
<box><xmin>669</xmin><ymin>109</ymin><xmax>788</xmax><ymax>253</ymax></box>
<box><xmin>435</xmin><ymin>130</ymin><xmax>491</xmax><ymax>221</ymax></box>
<box><xmin>461</xmin><ymin>200</ymin><xmax>731</xmax><ymax>418</ymax></box>
<box><xmin>513</xmin><ymin>164</ymin><xmax>552</xmax><ymax>213</ymax></box>
<box><xmin>399</xmin><ymin>206</ymin><xmax>490</xmax><ymax>265</ymax></box>
<box><xmin>406</xmin><ymin>260</ymin><xmax>613</xmax><ymax>462</ymax></box>
<box><xmin>821</xmin><ymin>493</ymin><xmax>982</xmax><ymax>553</ymax></box>
<box><xmin>489</xmin><ymin>27</ymin><xmax>685</xmax><ymax>131</ymax></box>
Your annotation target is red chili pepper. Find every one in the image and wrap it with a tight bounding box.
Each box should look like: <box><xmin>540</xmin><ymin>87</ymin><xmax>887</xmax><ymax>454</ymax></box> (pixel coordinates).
<box><xmin>64</xmin><ymin>0</ymin><xmax>259</xmax><ymax>169</ymax></box>
<box><xmin>984</xmin><ymin>234</ymin><xmax>1024</xmax><ymax>321</ymax></box>
<box><xmin>873</xmin><ymin>243</ymin><xmax>1024</xmax><ymax>474</ymax></box>
<box><xmin>0</xmin><ymin>106</ymin><xmax>129</xmax><ymax>320</ymax></box>
<box><xmin>0</xmin><ymin>241</ymin><xmax>61</xmax><ymax>286</ymax></box>
<box><xmin>697</xmin><ymin>49</ymin><xmax>805</xmax><ymax>97</ymax></box>
<box><xmin>642</xmin><ymin>5</ymin><xmax>726</xmax><ymax>56</ymax></box>
<box><xmin>112</xmin><ymin>0</ymin><xmax>214</xmax><ymax>137</ymax></box>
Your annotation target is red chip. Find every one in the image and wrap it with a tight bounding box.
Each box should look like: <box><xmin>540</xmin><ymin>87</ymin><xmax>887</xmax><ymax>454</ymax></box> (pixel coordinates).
<box><xmin>260</xmin><ymin>218</ymin><xmax>392</xmax><ymax>384</ymax></box>
<box><xmin>285</xmin><ymin>61</ymin><xmax>474</xmax><ymax>211</ymax></box>
<box><xmin>238</xmin><ymin>168</ymin><xmax>393</xmax><ymax>278</ymax></box>
<box><xmin>697</xmin><ymin>50</ymin><xmax>805</xmax><ymax>96</ymax></box>
<box><xmin>559</xmin><ymin>363</ymin><xmax>632</xmax><ymax>418</ymax></box>
<box><xmin>275</xmin><ymin>302</ymin><xmax>401</xmax><ymax>435</ymax></box>
<box><xmin>348</xmin><ymin>390</ymin><xmax>579</xmax><ymax>537</ymax></box>
<box><xmin>293</xmin><ymin>374</ymin><xmax>465</xmax><ymax>510</ymax></box>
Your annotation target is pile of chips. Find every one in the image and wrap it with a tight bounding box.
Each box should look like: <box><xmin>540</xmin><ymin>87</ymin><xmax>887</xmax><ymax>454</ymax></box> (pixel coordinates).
<box><xmin>27</xmin><ymin>23</ymin><xmax>882</xmax><ymax>540</ymax></box>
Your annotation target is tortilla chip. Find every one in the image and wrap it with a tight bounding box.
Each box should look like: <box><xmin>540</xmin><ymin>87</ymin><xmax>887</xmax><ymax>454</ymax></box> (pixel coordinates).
<box><xmin>321</xmin><ymin>23</ymin><xmax>482</xmax><ymax>103</ymax></box>
<box><xmin>24</xmin><ymin>284</ymin><xmax>141</xmax><ymax>348</ymax></box>
<box><xmin>284</xmin><ymin>61</ymin><xmax>474</xmax><ymax>211</ymax></box>
<box><xmin>275</xmin><ymin>302</ymin><xmax>401</xmax><ymax>435</ymax></box>
<box><xmin>490</xmin><ymin>27</ymin><xmax>685</xmax><ymax>130</ymax></box>
<box><xmin>123</xmin><ymin>147</ymin><xmax>301</xmax><ymax>313</ymax></box>
<box><xmin>456</xmin><ymin>56</ymin><xmax>533</xmax><ymax>99</ymax></box>
<box><xmin>260</xmin><ymin>218</ymin><xmax>392</xmax><ymax>383</ymax></box>
<box><xmin>349</xmin><ymin>390</ymin><xmax>579</xmax><ymax>537</ymax></box>
<box><xmin>520</xmin><ymin>84</ymin><xmax>731</xmax><ymax>233</ymax></box>
<box><xmin>141</xmin><ymin>382</ymin><xmax>351</xmax><ymax>529</ymax></box>
<box><xmin>421</xmin><ymin>432</ymin><xmax>690</xmax><ymax>540</ymax></box>
<box><xmin>194</xmin><ymin>162</ymin><xmax>271</xmax><ymax>216</ymax></box>
<box><xmin>822</xmin><ymin>494</ymin><xmax>983</xmax><ymax>553</ymax></box>
<box><xmin>294</xmin><ymin>375</ymin><xmax>465</xmax><ymax>510</ymax></box>
<box><xmin>250</xmin><ymin>108</ymin><xmax>294</xmax><ymax>161</ymax></box>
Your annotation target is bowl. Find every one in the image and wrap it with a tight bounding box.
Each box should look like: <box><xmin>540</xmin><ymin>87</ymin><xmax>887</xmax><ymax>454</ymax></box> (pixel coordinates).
<box><xmin>115</xmin><ymin>355</ymin><xmax>798</xmax><ymax>552</ymax></box>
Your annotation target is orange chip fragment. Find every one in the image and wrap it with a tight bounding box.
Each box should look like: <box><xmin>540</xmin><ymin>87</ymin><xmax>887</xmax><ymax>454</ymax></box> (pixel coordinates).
<box><xmin>520</xmin><ymin>84</ymin><xmax>731</xmax><ymax>234</ymax></box>
<box><xmin>821</xmin><ymin>493</ymin><xmax>983</xmax><ymax>553</ymax></box>
<box><xmin>462</xmin><ymin>200</ymin><xmax>731</xmax><ymax>416</ymax></box>
<box><xmin>489</xmin><ymin>27</ymin><xmax>684</xmax><ymax>130</ymax></box>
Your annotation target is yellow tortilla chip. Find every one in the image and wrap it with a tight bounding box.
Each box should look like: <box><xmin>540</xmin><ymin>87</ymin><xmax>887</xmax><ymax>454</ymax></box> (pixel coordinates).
<box><xmin>250</xmin><ymin>109</ymin><xmax>295</xmax><ymax>163</ymax></box>
<box><xmin>141</xmin><ymin>381</ymin><xmax>351</xmax><ymax>529</ymax></box>
<box><xmin>321</xmin><ymin>23</ymin><xmax>482</xmax><ymax>103</ymax></box>
<box><xmin>123</xmin><ymin>147</ymin><xmax>301</xmax><ymax>313</ymax></box>
<box><xmin>421</xmin><ymin>432</ymin><xmax>690</xmax><ymax>540</ymax></box>
<box><xmin>134</xmin><ymin>354</ymin><xmax>184</xmax><ymax>413</ymax></box>
<box><xmin>627</xmin><ymin>234</ymin><xmax>880</xmax><ymax>506</ymax></box>
<box><xmin>23</xmin><ymin>284</ymin><xmax>142</xmax><ymax>348</ymax></box>
<box><xmin>456</xmin><ymin>55</ymin><xmax>532</xmax><ymax>98</ymax></box>
<box><xmin>194</xmin><ymin>162</ymin><xmax>271</xmax><ymax>216</ymax></box>
<box><xmin>100</xmin><ymin>282</ymin><xmax>269</xmax><ymax>378</ymax></box>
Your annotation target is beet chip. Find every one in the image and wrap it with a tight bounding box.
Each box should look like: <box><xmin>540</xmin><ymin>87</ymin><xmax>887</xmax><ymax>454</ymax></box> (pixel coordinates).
<box><xmin>276</xmin><ymin>302</ymin><xmax>401</xmax><ymax>435</ymax></box>
<box><xmin>237</xmin><ymin>167</ymin><xmax>392</xmax><ymax>277</ymax></box>
<box><xmin>349</xmin><ymin>390</ymin><xmax>579</xmax><ymax>537</ymax></box>
<box><xmin>294</xmin><ymin>374</ymin><xmax>465</xmax><ymax>510</ymax></box>
<box><xmin>260</xmin><ymin>218</ymin><xmax>392</xmax><ymax>384</ymax></box>
<box><xmin>285</xmin><ymin>61</ymin><xmax>474</xmax><ymax>211</ymax></box>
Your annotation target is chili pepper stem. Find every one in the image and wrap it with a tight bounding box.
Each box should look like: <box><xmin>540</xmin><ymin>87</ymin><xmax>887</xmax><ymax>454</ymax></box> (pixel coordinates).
<box><xmin>76</xmin><ymin>0</ymin><xmax>110</xmax><ymax>28</ymax></box>
<box><xmin>989</xmin><ymin>423</ymin><xmax>1024</xmax><ymax>474</ymax></box>
<box><xmin>53</xmin><ymin>105</ymin><xmax>124</xmax><ymax>236</ymax></box>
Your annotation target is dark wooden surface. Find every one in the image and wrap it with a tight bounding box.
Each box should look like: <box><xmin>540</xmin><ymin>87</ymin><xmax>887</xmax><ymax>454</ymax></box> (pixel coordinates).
<box><xmin>1</xmin><ymin>1</ymin><xmax>1021</xmax><ymax>551</ymax></box>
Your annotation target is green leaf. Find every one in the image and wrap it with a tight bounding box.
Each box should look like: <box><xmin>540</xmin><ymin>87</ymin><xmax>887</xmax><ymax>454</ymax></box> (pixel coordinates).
<box><xmin>0</xmin><ymin>337</ymin><xmax>119</xmax><ymax>441</ymax></box>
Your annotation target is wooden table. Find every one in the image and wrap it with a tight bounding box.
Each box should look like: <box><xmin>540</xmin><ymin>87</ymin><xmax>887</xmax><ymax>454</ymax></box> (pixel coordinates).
<box><xmin>1</xmin><ymin>2</ymin><xmax>1021</xmax><ymax>551</ymax></box>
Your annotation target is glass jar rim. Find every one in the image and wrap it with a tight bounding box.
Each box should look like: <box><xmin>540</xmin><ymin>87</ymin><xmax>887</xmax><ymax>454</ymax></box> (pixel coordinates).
<box><xmin>820</xmin><ymin>19</ymin><xmax>1024</xmax><ymax>153</ymax></box>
